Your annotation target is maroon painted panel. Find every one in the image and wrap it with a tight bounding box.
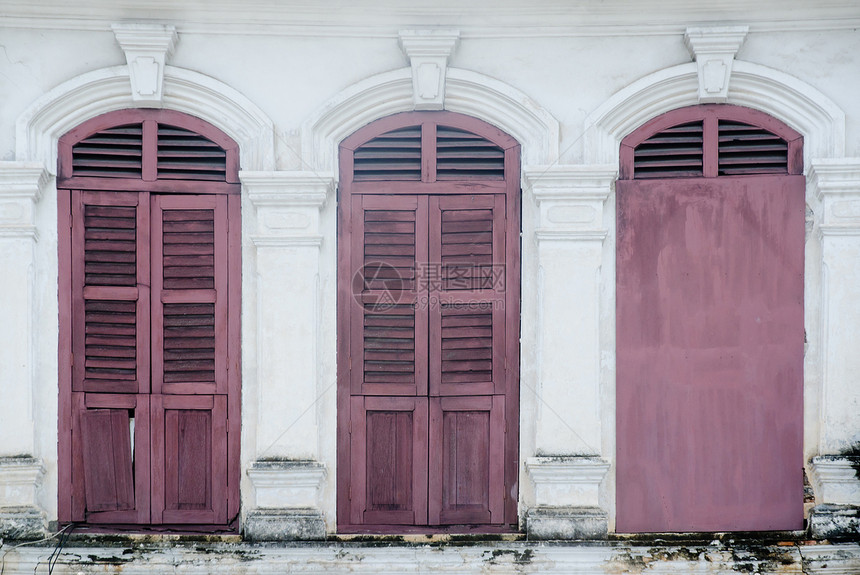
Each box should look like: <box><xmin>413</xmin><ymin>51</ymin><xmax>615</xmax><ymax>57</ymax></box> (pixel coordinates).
<box><xmin>151</xmin><ymin>394</ymin><xmax>228</xmax><ymax>525</ymax></box>
<box><xmin>616</xmin><ymin>175</ymin><xmax>805</xmax><ymax>532</ymax></box>
<box><xmin>350</xmin><ymin>396</ymin><xmax>429</xmax><ymax>525</ymax></box>
<box><xmin>71</xmin><ymin>392</ymin><xmax>150</xmax><ymax>524</ymax></box>
<box><xmin>151</xmin><ymin>194</ymin><xmax>229</xmax><ymax>395</ymax></box>
<box><xmin>429</xmin><ymin>396</ymin><xmax>505</xmax><ymax>525</ymax></box>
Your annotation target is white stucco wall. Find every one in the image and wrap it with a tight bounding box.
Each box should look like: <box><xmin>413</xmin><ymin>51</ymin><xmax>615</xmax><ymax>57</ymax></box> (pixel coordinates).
<box><xmin>1</xmin><ymin>0</ymin><xmax>858</xmax><ymax>535</ymax></box>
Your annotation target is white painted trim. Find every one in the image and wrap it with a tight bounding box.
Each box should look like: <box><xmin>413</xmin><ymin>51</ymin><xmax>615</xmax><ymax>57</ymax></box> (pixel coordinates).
<box><xmin>247</xmin><ymin>461</ymin><xmax>327</xmax><ymax>509</ymax></box>
<box><xmin>16</xmin><ymin>65</ymin><xmax>275</xmax><ymax>172</ymax></box>
<box><xmin>301</xmin><ymin>66</ymin><xmax>559</xmax><ymax>175</ymax></box>
<box><xmin>810</xmin><ymin>456</ymin><xmax>860</xmax><ymax>506</ymax></box>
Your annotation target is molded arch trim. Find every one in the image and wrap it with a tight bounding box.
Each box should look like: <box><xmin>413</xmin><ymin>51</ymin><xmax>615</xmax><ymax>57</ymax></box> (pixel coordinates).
<box><xmin>303</xmin><ymin>67</ymin><xmax>558</xmax><ymax>176</ymax></box>
<box><xmin>17</xmin><ymin>65</ymin><xmax>275</xmax><ymax>173</ymax></box>
<box><xmin>584</xmin><ymin>60</ymin><xmax>845</xmax><ymax>169</ymax></box>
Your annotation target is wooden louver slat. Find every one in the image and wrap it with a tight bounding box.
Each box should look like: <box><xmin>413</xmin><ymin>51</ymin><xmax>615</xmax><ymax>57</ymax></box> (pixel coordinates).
<box><xmin>363</xmin><ymin>303</ymin><xmax>416</xmax><ymax>385</ymax></box>
<box><xmin>84</xmin><ymin>204</ymin><xmax>137</xmax><ymax>286</ymax></box>
<box><xmin>718</xmin><ymin>120</ymin><xmax>789</xmax><ymax>176</ymax></box>
<box><xmin>72</xmin><ymin>124</ymin><xmax>143</xmax><ymax>179</ymax></box>
<box><xmin>84</xmin><ymin>299</ymin><xmax>137</xmax><ymax>381</ymax></box>
<box><xmin>440</xmin><ymin>305</ymin><xmax>493</xmax><ymax>385</ymax></box>
<box><xmin>353</xmin><ymin>126</ymin><xmax>422</xmax><ymax>181</ymax></box>
<box><xmin>436</xmin><ymin>126</ymin><xmax>505</xmax><ymax>181</ymax></box>
<box><xmin>440</xmin><ymin>208</ymin><xmax>495</xmax><ymax>290</ymax></box>
<box><xmin>162</xmin><ymin>302</ymin><xmax>216</xmax><ymax>384</ymax></box>
<box><xmin>633</xmin><ymin>121</ymin><xmax>704</xmax><ymax>179</ymax></box>
<box><xmin>157</xmin><ymin>124</ymin><xmax>228</xmax><ymax>181</ymax></box>
<box><xmin>70</xmin><ymin>119</ymin><xmax>229</xmax><ymax>182</ymax></box>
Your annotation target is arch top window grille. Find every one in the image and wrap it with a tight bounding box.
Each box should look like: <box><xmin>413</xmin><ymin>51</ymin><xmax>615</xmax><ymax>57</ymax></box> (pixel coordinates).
<box><xmin>620</xmin><ymin>105</ymin><xmax>803</xmax><ymax>180</ymax></box>
<box><xmin>59</xmin><ymin>108</ymin><xmax>239</xmax><ymax>193</ymax></box>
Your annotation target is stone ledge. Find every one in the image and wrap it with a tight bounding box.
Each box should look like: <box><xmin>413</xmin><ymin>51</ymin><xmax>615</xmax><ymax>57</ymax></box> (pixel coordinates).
<box><xmin>809</xmin><ymin>504</ymin><xmax>860</xmax><ymax>541</ymax></box>
<box><xmin>810</xmin><ymin>455</ymin><xmax>860</xmax><ymax>506</ymax></box>
<box><xmin>0</xmin><ymin>506</ymin><xmax>48</xmax><ymax>540</ymax></box>
<box><xmin>243</xmin><ymin>508</ymin><xmax>326</xmax><ymax>541</ymax></box>
<box><xmin>525</xmin><ymin>506</ymin><xmax>608</xmax><ymax>541</ymax></box>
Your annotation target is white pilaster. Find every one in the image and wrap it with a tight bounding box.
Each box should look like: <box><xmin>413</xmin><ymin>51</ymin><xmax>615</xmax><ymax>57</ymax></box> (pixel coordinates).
<box><xmin>810</xmin><ymin>159</ymin><xmax>860</xmax><ymax>456</ymax></box>
<box><xmin>684</xmin><ymin>26</ymin><xmax>748</xmax><ymax>104</ymax></box>
<box><xmin>399</xmin><ymin>29</ymin><xmax>460</xmax><ymax>111</ymax></box>
<box><xmin>0</xmin><ymin>163</ymin><xmax>47</xmax><ymax>458</ymax></box>
<box><xmin>243</xmin><ymin>171</ymin><xmax>332</xmax><ymax>461</ymax></box>
<box><xmin>525</xmin><ymin>166</ymin><xmax>615</xmax><ymax>457</ymax></box>
<box><xmin>112</xmin><ymin>23</ymin><xmax>178</xmax><ymax>104</ymax></box>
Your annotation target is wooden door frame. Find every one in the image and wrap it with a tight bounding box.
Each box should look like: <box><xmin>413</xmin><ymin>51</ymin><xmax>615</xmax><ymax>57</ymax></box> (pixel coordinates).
<box><xmin>615</xmin><ymin>104</ymin><xmax>805</xmax><ymax>533</ymax></box>
<box><xmin>57</xmin><ymin>109</ymin><xmax>242</xmax><ymax>532</ymax></box>
<box><xmin>336</xmin><ymin>111</ymin><xmax>521</xmax><ymax>533</ymax></box>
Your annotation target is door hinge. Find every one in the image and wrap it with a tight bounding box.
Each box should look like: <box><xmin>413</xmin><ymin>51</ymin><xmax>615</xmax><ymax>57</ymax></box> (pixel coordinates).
<box><xmin>70</xmin><ymin>352</ymin><xmax>74</xmax><ymax>367</ymax></box>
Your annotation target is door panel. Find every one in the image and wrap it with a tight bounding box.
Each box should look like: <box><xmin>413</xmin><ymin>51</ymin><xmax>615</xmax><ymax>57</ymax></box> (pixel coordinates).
<box><xmin>338</xmin><ymin>112</ymin><xmax>520</xmax><ymax>532</ymax></box>
<box><xmin>429</xmin><ymin>396</ymin><xmax>505</xmax><ymax>525</ymax></box>
<box><xmin>151</xmin><ymin>394</ymin><xmax>228</xmax><ymax>525</ymax></box>
<box><xmin>350</xmin><ymin>195</ymin><xmax>429</xmax><ymax>397</ymax></box>
<box><xmin>71</xmin><ymin>191</ymin><xmax>150</xmax><ymax>394</ymax></box>
<box><xmin>616</xmin><ymin>175</ymin><xmax>805</xmax><ymax>532</ymax></box>
<box><xmin>151</xmin><ymin>195</ymin><xmax>229</xmax><ymax>395</ymax></box>
<box><xmin>71</xmin><ymin>392</ymin><xmax>150</xmax><ymax>524</ymax></box>
<box><xmin>428</xmin><ymin>195</ymin><xmax>506</xmax><ymax>397</ymax></box>
<box><xmin>349</xmin><ymin>396</ymin><xmax>429</xmax><ymax>525</ymax></box>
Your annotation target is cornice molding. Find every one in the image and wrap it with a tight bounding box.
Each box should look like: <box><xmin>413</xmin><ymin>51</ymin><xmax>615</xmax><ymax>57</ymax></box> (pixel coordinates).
<box><xmin>809</xmin><ymin>158</ymin><xmax>860</xmax><ymax>200</ymax></box>
<box><xmin>241</xmin><ymin>171</ymin><xmax>333</xmax><ymax>208</ymax></box>
<box><xmin>3</xmin><ymin>2</ymin><xmax>860</xmax><ymax>36</ymax></box>
<box><xmin>523</xmin><ymin>166</ymin><xmax>616</xmax><ymax>204</ymax></box>
<box><xmin>0</xmin><ymin>162</ymin><xmax>50</xmax><ymax>202</ymax></box>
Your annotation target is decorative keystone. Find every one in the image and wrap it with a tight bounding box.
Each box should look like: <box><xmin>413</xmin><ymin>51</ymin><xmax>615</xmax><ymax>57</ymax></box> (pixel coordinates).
<box><xmin>112</xmin><ymin>23</ymin><xmax>178</xmax><ymax>104</ymax></box>
<box><xmin>399</xmin><ymin>29</ymin><xmax>460</xmax><ymax>111</ymax></box>
<box><xmin>684</xmin><ymin>26</ymin><xmax>748</xmax><ymax>104</ymax></box>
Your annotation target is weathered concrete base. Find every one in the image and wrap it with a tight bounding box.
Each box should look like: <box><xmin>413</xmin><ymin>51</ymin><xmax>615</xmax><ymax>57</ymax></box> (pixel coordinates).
<box><xmin>1</xmin><ymin>541</ymin><xmax>857</xmax><ymax>574</ymax></box>
<box><xmin>525</xmin><ymin>506</ymin><xmax>608</xmax><ymax>540</ymax></box>
<box><xmin>809</xmin><ymin>504</ymin><xmax>860</xmax><ymax>540</ymax></box>
<box><xmin>243</xmin><ymin>508</ymin><xmax>326</xmax><ymax>541</ymax></box>
<box><xmin>0</xmin><ymin>506</ymin><xmax>47</xmax><ymax>540</ymax></box>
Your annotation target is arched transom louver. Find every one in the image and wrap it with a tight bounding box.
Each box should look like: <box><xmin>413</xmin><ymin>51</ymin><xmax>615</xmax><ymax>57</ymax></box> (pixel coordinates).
<box><xmin>348</xmin><ymin>112</ymin><xmax>510</xmax><ymax>184</ymax></box>
<box><xmin>620</xmin><ymin>105</ymin><xmax>803</xmax><ymax>180</ymax></box>
<box><xmin>59</xmin><ymin>109</ymin><xmax>240</xmax><ymax>193</ymax></box>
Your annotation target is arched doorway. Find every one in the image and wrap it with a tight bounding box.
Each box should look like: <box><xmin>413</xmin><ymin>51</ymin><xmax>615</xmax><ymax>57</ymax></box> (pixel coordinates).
<box><xmin>336</xmin><ymin>111</ymin><xmax>520</xmax><ymax>532</ymax></box>
<box><xmin>616</xmin><ymin>104</ymin><xmax>805</xmax><ymax>532</ymax></box>
<box><xmin>57</xmin><ymin>109</ymin><xmax>241</xmax><ymax>530</ymax></box>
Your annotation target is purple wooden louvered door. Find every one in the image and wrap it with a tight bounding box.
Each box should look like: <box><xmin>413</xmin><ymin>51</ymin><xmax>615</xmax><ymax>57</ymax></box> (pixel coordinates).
<box><xmin>338</xmin><ymin>112</ymin><xmax>520</xmax><ymax>532</ymax></box>
<box><xmin>58</xmin><ymin>109</ymin><xmax>241</xmax><ymax>530</ymax></box>
<box><xmin>616</xmin><ymin>105</ymin><xmax>805</xmax><ymax>533</ymax></box>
